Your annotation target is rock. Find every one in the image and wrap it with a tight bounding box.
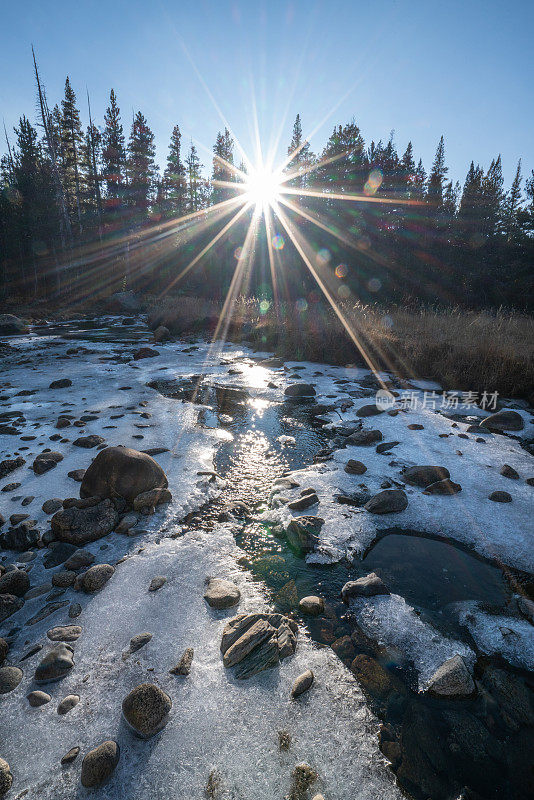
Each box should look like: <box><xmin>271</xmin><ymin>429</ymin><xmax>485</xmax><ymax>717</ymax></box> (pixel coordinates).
<box><xmin>424</xmin><ymin>478</ymin><xmax>462</xmax><ymax>495</ymax></box>
<box><xmin>298</xmin><ymin>596</ymin><xmax>324</xmax><ymax>616</ymax></box>
<box><xmin>133</xmin><ymin>346</ymin><xmax>159</xmax><ymax>360</ymax></box>
<box><xmin>0</xmin><ymin>456</ymin><xmax>26</xmax><ymax>481</ymax></box>
<box><xmin>482</xmin><ymin>410</ymin><xmax>524</xmax><ymax>432</ymax></box>
<box><xmin>517</xmin><ymin>596</ymin><xmax>534</xmax><ymax>624</ymax></box>
<box><xmin>289</xmin><ymin>762</ymin><xmax>318</xmax><ymax>800</ymax></box>
<box><xmin>364</xmin><ymin>489</ymin><xmax>408</xmax><ymax>514</ymax></box>
<box><xmin>47</xmin><ymin>625</ymin><xmax>82</xmax><ymax>642</ymax></box>
<box><xmin>127</xmin><ymin>632</ymin><xmax>152</xmax><ymax>654</ymax></box>
<box><xmin>204</xmin><ymin>577</ymin><xmax>241</xmax><ymax>609</ymax></box>
<box><xmin>27</xmin><ymin>690</ymin><xmax>51</xmax><ymax>707</ymax></box>
<box><xmin>489</xmin><ymin>490</ymin><xmax>512</xmax><ymax>503</ymax></box>
<box><xmin>357</xmin><ymin>404</ymin><xmax>383</xmax><ymax>417</ymax></box>
<box><xmin>0</xmin><ymin>593</ymin><xmax>24</xmax><ymax>623</ymax></box>
<box><xmin>170</xmin><ymin>647</ymin><xmax>194</xmax><ymax>676</ymax></box>
<box><xmin>57</xmin><ymin>694</ymin><xmax>80</xmax><ymax>714</ymax></box>
<box><xmin>0</xmin><ymin>568</ymin><xmax>30</xmax><ymax>597</ymax></box>
<box><xmin>402</xmin><ymin>465</ymin><xmax>450</xmax><ymax>487</ymax></box>
<box><xmin>133</xmin><ymin>487</ymin><xmax>172</xmax><ymax>512</ymax></box>
<box><xmin>49</xmin><ymin>378</ymin><xmax>72</xmax><ymax>389</ymax></box>
<box><xmin>52</xmin><ymin>570</ymin><xmax>76</xmax><ymax>588</ymax></box>
<box><xmin>1</xmin><ymin>313</ymin><xmax>28</xmax><ymax>335</ymax></box>
<box><xmin>426</xmin><ymin>654</ymin><xmax>475</xmax><ymax>698</ymax></box>
<box><xmin>122</xmin><ymin>683</ymin><xmax>172</xmax><ymax>738</ymax></box>
<box><xmin>115</xmin><ymin>513</ymin><xmax>138</xmax><ymax>533</ymax></box>
<box><xmin>0</xmin><ymin>666</ymin><xmax>23</xmax><ymax>694</ymax></box>
<box><xmin>42</xmin><ymin>498</ymin><xmax>63</xmax><ymax>514</ymax></box>
<box><xmin>344</xmin><ymin>459</ymin><xmax>367</xmax><ymax>475</ymax></box>
<box><xmin>73</xmin><ymin>434</ymin><xmax>105</xmax><ymax>448</ymax></box>
<box><xmin>148</xmin><ymin>576</ymin><xmax>166</xmax><ymax>592</ymax></box>
<box><xmin>223</xmin><ymin>619</ymin><xmax>276</xmax><ymax>667</ymax></box>
<box><xmin>220</xmin><ymin>613</ymin><xmax>298</xmax><ymax>678</ymax></box>
<box><xmin>0</xmin><ymin>638</ymin><xmax>7</xmax><ymax>665</ymax></box>
<box><xmin>43</xmin><ymin>541</ymin><xmax>77</xmax><ymax>568</ymax></box>
<box><xmin>32</xmin><ymin>451</ymin><xmax>63</xmax><ymax>474</ymax></box>
<box><xmin>68</xmin><ymin>468</ymin><xmax>85</xmax><ymax>481</ymax></box>
<box><xmin>291</xmin><ymin>669</ymin><xmax>314</xmax><ymax>698</ymax></box>
<box><xmin>380</xmin><ymin>739</ymin><xmax>401</xmax><ymax>766</ymax></box>
<box><xmin>500</xmin><ymin>464</ymin><xmax>519</xmax><ymax>479</ymax></box>
<box><xmin>284</xmin><ymin>383</ymin><xmax>316</xmax><ymax>398</ymax></box>
<box><xmin>342</xmin><ymin>572</ymin><xmax>389</xmax><ymax>601</ymax></box>
<box><xmin>56</xmin><ymin>416</ymin><xmax>71</xmax><ymax>429</ymax></box>
<box><xmin>78</xmin><ymin>563</ymin><xmax>115</xmax><ymax>592</ymax></box>
<box><xmin>479</xmin><ymin>665</ymin><xmax>534</xmax><ymax>730</ymax></box>
<box><xmin>285</xmin><ymin>516</ymin><xmax>324</xmax><ymax>554</ymax></box>
<box><xmin>51</xmin><ymin>499</ymin><xmax>119</xmax><ymax>545</ymax></box>
<box><xmin>350</xmin><ymin>654</ymin><xmax>399</xmax><ymax>698</ymax></box>
<box><xmin>80</xmin><ymin>446</ymin><xmax>168</xmax><ymax>503</ymax></box>
<box><xmin>9</xmin><ymin>513</ymin><xmax>29</xmax><ymax>525</ymax></box>
<box><xmin>81</xmin><ymin>740</ymin><xmax>120</xmax><ymax>787</ymax></box>
<box><xmin>0</xmin><ymin>757</ymin><xmax>13</xmax><ymax>797</ymax></box>
<box><xmin>288</xmin><ymin>492</ymin><xmax>319</xmax><ymax>511</ymax></box>
<box><xmin>346</xmin><ymin>428</ymin><xmax>383</xmax><ymax>445</ymax></box>
<box><xmin>153</xmin><ymin>325</ymin><xmax>171</xmax><ymax>342</ymax></box>
<box><xmin>64</xmin><ymin>548</ymin><xmax>94</xmax><ymax>570</ymax></box>
<box><xmin>69</xmin><ymin>603</ymin><xmax>82</xmax><ymax>618</ymax></box>
<box><xmin>35</xmin><ymin>643</ymin><xmax>74</xmax><ymax>683</ymax></box>
<box><xmin>61</xmin><ymin>746</ymin><xmax>80</xmax><ymax>765</ymax></box>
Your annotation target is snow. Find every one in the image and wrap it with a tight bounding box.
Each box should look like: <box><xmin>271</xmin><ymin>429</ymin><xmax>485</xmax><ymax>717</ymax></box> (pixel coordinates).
<box><xmin>457</xmin><ymin>602</ymin><xmax>534</xmax><ymax>670</ymax></box>
<box><xmin>349</xmin><ymin>593</ymin><xmax>474</xmax><ymax>690</ymax></box>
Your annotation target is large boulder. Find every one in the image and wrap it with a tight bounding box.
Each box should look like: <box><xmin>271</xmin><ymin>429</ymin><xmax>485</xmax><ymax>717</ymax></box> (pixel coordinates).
<box><xmin>51</xmin><ymin>499</ymin><xmax>119</xmax><ymax>545</ymax></box>
<box><xmin>0</xmin><ymin>314</ymin><xmax>28</xmax><ymax>334</ymax></box>
<box><xmin>32</xmin><ymin>451</ymin><xmax>63</xmax><ymax>475</ymax></box>
<box><xmin>426</xmin><ymin>654</ymin><xmax>475</xmax><ymax>698</ymax></box>
<box><xmin>81</xmin><ymin>740</ymin><xmax>120</xmax><ymax>788</ymax></box>
<box><xmin>80</xmin><ymin>446</ymin><xmax>168</xmax><ymax>504</ymax></box>
<box><xmin>482</xmin><ymin>410</ymin><xmax>524</xmax><ymax>432</ymax></box>
<box><xmin>364</xmin><ymin>489</ymin><xmax>408</xmax><ymax>514</ymax></box>
<box><xmin>1</xmin><ymin>522</ymin><xmax>39</xmax><ymax>551</ymax></box>
<box><xmin>0</xmin><ymin>594</ymin><xmax>24</xmax><ymax>623</ymax></box>
<box><xmin>342</xmin><ymin>573</ymin><xmax>389</xmax><ymax>601</ymax></box>
<box><xmin>122</xmin><ymin>683</ymin><xmax>172</xmax><ymax>738</ymax></box>
<box><xmin>402</xmin><ymin>465</ymin><xmax>450</xmax><ymax>487</ymax></box>
<box><xmin>0</xmin><ymin>569</ymin><xmax>30</xmax><ymax>597</ymax></box>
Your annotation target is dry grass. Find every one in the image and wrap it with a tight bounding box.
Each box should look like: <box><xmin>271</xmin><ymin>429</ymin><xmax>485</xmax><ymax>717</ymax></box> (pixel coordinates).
<box><xmin>148</xmin><ymin>296</ymin><xmax>534</xmax><ymax>400</ymax></box>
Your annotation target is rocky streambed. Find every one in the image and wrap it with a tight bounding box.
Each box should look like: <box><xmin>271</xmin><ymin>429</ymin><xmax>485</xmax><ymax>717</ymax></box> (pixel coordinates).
<box><xmin>0</xmin><ymin>315</ymin><xmax>533</xmax><ymax>799</ymax></box>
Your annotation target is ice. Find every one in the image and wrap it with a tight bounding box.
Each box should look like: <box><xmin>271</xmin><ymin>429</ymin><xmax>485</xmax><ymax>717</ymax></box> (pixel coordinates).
<box><xmin>457</xmin><ymin>602</ymin><xmax>534</xmax><ymax>670</ymax></box>
<box><xmin>350</xmin><ymin>594</ymin><xmax>474</xmax><ymax>689</ymax></box>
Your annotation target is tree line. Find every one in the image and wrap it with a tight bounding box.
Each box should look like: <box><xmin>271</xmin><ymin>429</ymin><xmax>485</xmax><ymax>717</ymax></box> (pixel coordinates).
<box><xmin>1</xmin><ymin>59</ymin><xmax>533</xmax><ymax>310</ymax></box>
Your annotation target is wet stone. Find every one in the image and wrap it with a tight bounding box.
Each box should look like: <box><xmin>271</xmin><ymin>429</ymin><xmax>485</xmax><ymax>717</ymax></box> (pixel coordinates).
<box><xmin>204</xmin><ymin>577</ymin><xmax>241</xmax><ymax>609</ymax></box>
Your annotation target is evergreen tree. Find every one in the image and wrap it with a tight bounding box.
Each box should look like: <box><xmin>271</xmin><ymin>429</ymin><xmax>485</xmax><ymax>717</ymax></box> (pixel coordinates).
<box><xmin>102</xmin><ymin>89</ymin><xmax>126</xmax><ymax>205</ymax></box>
<box><xmin>80</xmin><ymin>122</ymin><xmax>102</xmax><ymax>225</ymax></box>
<box><xmin>504</xmin><ymin>159</ymin><xmax>522</xmax><ymax>241</ymax></box>
<box><xmin>286</xmin><ymin>114</ymin><xmax>314</xmax><ymax>188</ymax></box>
<box><xmin>400</xmin><ymin>142</ymin><xmax>416</xmax><ymax>195</ymax></box>
<box><xmin>60</xmin><ymin>77</ymin><xmax>84</xmax><ymax>232</ymax></box>
<box><xmin>185</xmin><ymin>142</ymin><xmax>206</xmax><ymax>212</ymax></box>
<box><xmin>212</xmin><ymin>128</ymin><xmax>235</xmax><ymax>204</ymax></box>
<box><xmin>427</xmin><ymin>135</ymin><xmax>448</xmax><ymax>205</ymax></box>
<box><xmin>163</xmin><ymin>124</ymin><xmax>185</xmax><ymax>216</ymax></box>
<box><xmin>126</xmin><ymin>111</ymin><xmax>157</xmax><ymax>219</ymax></box>
<box><xmin>318</xmin><ymin>120</ymin><xmax>366</xmax><ymax>192</ymax></box>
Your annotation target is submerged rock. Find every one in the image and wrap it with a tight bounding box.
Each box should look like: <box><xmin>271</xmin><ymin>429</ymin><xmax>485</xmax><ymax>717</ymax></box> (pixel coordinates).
<box><xmin>364</xmin><ymin>489</ymin><xmax>408</xmax><ymax>514</ymax></box>
<box><xmin>204</xmin><ymin>577</ymin><xmax>241</xmax><ymax>609</ymax></box>
<box><xmin>80</xmin><ymin>446</ymin><xmax>168</xmax><ymax>503</ymax></box>
<box><xmin>285</xmin><ymin>516</ymin><xmax>324</xmax><ymax>554</ymax></box>
<box><xmin>81</xmin><ymin>740</ymin><xmax>120</xmax><ymax>788</ymax></box>
<box><xmin>426</xmin><ymin>654</ymin><xmax>475</xmax><ymax>698</ymax></box>
<box><xmin>122</xmin><ymin>683</ymin><xmax>172</xmax><ymax>738</ymax></box>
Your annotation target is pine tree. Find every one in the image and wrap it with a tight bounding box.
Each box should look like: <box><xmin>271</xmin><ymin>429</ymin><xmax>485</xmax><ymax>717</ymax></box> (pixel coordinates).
<box><xmin>503</xmin><ymin>160</ymin><xmax>522</xmax><ymax>241</ymax></box>
<box><xmin>126</xmin><ymin>111</ymin><xmax>157</xmax><ymax>219</ymax></box>
<box><xmin>60</xmin><ymin>77</ymin><xmax>84</xmax><ymax>232</ymax></box>
<box><xmin>163</xmin><ymin>124</ymin><xmax>185</xmax><ymax>216</ymax></box>
<box><xmin>286</xmin><ymin>114</ymin><xmax>314</xmax><ymax>188</ymax></box>
<box><xmin>427</xmin><ymin>136</ymin><xmax>448</xmax><ymax>205</ymax></box>
<box><xmin>102</xmin><ymin>89</ymin><xmax>126</xmax><ymax>206</ymax></box>
<box><xmin>185</xmin><ymin>142</ymin><xmax>206</xmax><ymax>212</ymax></box>
<box><xmin>318</xmin><ymin>120</ymin><xmax>366</xmax><ymax>191</ymax></box>
<box><xmin>412</xmin><ymin>158</ymin><xmax>427</xmax><ymax>198</ymax></box>
<box><xmin>400</xmin><ymin>142</ymin><xmax>416</xmax><ymax>195</ymax></box>
<box><xmin>80</xmin><ymin>122</ymin><xmax>102</xmax><ymax>225</ymax></box>
<box><xmin>212</xmin><ymin>128</ymin><xmax>235</xmax><ymax>204</ymax></box>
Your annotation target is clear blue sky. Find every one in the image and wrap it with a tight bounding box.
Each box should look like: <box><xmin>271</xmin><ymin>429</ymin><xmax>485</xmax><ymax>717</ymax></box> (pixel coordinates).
<box><xmin>1</xmin><ymin>0</ymin><xmax>532</xmax><ymax>188</ymax></box>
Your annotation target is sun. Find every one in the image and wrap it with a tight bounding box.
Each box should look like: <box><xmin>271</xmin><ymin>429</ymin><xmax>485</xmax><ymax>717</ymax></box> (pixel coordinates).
<box><xmin>242</xmin><ymin>165</ymin><xmax>283</xmax><ymax>210</ymax></box>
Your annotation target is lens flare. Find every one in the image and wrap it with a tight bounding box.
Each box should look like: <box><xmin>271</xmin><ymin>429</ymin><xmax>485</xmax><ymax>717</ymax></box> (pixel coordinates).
<box><xmin>244</xmin><ymin>166</ymin><xmax>283</xmax><ymax>209</ymax></box>
<box><xmin>271</xmin><ymin>234</ymin><xmax>284</xmax><ymax>250</ymax></box>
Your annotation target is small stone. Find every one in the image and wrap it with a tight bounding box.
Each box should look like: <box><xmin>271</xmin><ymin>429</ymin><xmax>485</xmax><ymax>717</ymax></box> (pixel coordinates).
<box><xmin>81</xmin><ymin>740</ymin><xmax>120</xmax><ymax>787</ymax></box>
<box><xmin>52</xmin><ymin>570</ymin><xmax>76</xmax><ymax>588</ymax></box>
<box><xmin>344</xmin><ymin>459</ymin><xmax>367</xmax><ymax>475</ymax></box>
<box><xmin>0</xmin><ymin>593</ymin><xmax>24</xmax><ymax>623</ymax></box>
<box><xmin>278</xmin><ymin>730</ymin><xmax>292</xmax><ymax>751</ymax></box>
<box><xmin>148</xmin><ymin>575</ymin><xmax>166</xmax><ymax>592</ymax></box>
<box><xmin>61</xmin><ymin>746</ymin><xmax>80</xmax><ymax>765</ymax></box>
<box><xmin>133</xmin><ymin>487</ymin><xmax>172</xmax><ymax>512</ymax></box>
<box><xmin>169</xmin><ymin>647</ymin><xmax>194</xmax><ymax>676</ymax></box>
<box><xmin>357</xmin><ymin>404</ymin><xmax>383</xmax><ymax>417</ymax></box>
<box><xmin>128</xmin><ymin>632</ymin><xmax>152</xmax><ymax>653</ymax></box>
<box><xmin>407</xmin><ymin>423</ymin><xmax>424</xmax><ymax>430</ymax></box>
<box><xmin>376</xmin><ymin>440</ymin><xmax>400</xmax><ymax>453</ymax></box>
<box><xmin>79</xmin><ymin>564</ymin><xmax>115</xmax><ymax>592</ymax></box>
<box><xmin>402</xmin><ymin>465</ymin><xmax>450</xmax><ymax>487</ymax></box>
<box><xmin>32</xmin><ymin>451</ymin><xmax>63</xmax><ymax>475</ymax></box>
<box><xmin>57</xmin><ymin>694</ymin><xmax>80</xmax><ymax>714</ymax></box>
<box><xmin>424</xmin><ymin>478</ymin><xmax>462</xmax><ymax>495</ymax></box>
<box><xmin>0</xmin><ymin>665</ymin><xmax>23</xmax><ymax>694</ymax></box>
<box><xmin>0</xmin><ymin>758</ymin><xmax>13</xmax><ymax>797</ymax></box>
<box><xmin>122</xmin><ymin>683</ymin><xmax>172</xmax><ymax>738</ymax></box>
<box><xmin>204</xmin><ymin>577</ymin><xmax>241</xmax><ymax>609</ymax></box>
<box><xmin>500</xmin><ymin>464</ymin><xmax>519</xmax><ymax>479</ymax></box>
<box><xmin>288</xmin><ymin>492</ymin><xmax>319</xmax><ymax>511</ymax></box>
<box><xmin>364</xmin><ymin>489</ymin><xmax>408</xmax><ymax>514</ymax></box>
<box><xmin>342</xmin><ymin>572</ymin><xmax>389</xmax><ymax>601</ymax></box>
<box><xmin>49</xmin><ymin>378</ymin><xmax>72</xmax><ymax>389</ymax></box>
<box><xmin>289</xmin><ymin>762</ymin><xmax>318</xmax><ymax>800</ymax></box>
<box><xmin>35</xmin><ymin>643</ymin><xmax>74</xmax><ymax>683</ymax></box>
<box><xmin>426</xmin><ymin>654</ymin><xmax>475</xmax><ymax>698</ymax></box>
<box><xmin>68</xmin><ymin>469</ymin><xmax>85</xmax><ymax>481</ymax></box>
<box><xmin>489</xmin><ymin>490</ymin><xmax>512</xmax><ymax>503</ymax></box>
<box><xmin>298</xmin><ymin>596</ymin><xmax>324</xmax><ymax>616</ymax></box>
<box><xmin>42</xmin><ymin>498</ymin><xmax>62</xmax><ymax>514</ymax></box>
<box><xmin>291</xmin><ymin>669</ymin><xmax>314</xmax><ymax>698</ymax></box>
<box><xmin>47</xmin><ymin>625</ymin><xmax>82</xmax><ymax>642</ymax></box>
<box><xmin>346</xmin><ymin>429</ymin><xmax>382</xmax><ymax>445</ymax></box>
<box><xmin>27</xmin><ymin>690</ymin><xmax>51</xmax><ymax>707</ymax></box>
<box><xmin>68</xmin><ymin>603</ymin><xmax>82</xmax><ymax>618</ymax></box>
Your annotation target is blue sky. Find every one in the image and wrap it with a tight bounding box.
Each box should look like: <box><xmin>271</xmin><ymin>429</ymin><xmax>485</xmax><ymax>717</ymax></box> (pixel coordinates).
<box><xmin>1</xmin><ymin>0</ymin><xmax>532</xmax><ymax>188</ymax></box>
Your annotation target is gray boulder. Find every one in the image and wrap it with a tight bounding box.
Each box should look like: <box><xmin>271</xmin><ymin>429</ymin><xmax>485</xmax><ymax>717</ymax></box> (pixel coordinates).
<box><xmin>122</xmin><ymin>683</ymin><xmax>172</xmax><ymax>738</ymax></box>
<box><xmin>0</xmin><ymin>568</ymin><xmax>30</xmax><ymax>597</ymax></box>
<box><xmin>77</xmin><ymin>564</ymin><xmax>115</xmax><ymax>592</ymax></box>
<box><xmin>364</xmin><ymin>489</ymin><xmax>408</xmax><ymax>514</ymax></box>
<box><xmin>0</xmin><ymin>666</ymin><xmax>23</xmax><ymax>694</ymax></box>
<box><xmin>342</xmin><ymin>572</ymin><xmax>389</xmax><ymax>601</ymax></box>
<box><xmin>51</xmin><ymin>499</ymin><xmax>118</xmax><ymax>545</ymax></box>
<box><xmin>80</xmin><ymin>446</ymin><xmax>168</xmax><ymax>503</ymax></box>
<box><xmin>402</xmin><ymin>465</ymin><xmax>450</xmax><ymax>487</ymax></box>
<box><xmin>482</xmin><ymin>410</ymin><xmax>524</xmax><ymax>432</ymax></box>
<box><xmin>73</xmin><ymin>434</ymin><xmax>105</xmax><ymax>449</ymax></box>
<box><xmin>298</xmin><ymin>596</ymin><xmax>324</xmax><ymax>616</ymax></box>
<box><xmin>81</xmin><ymin>740</ymin><xmax>120</xmax><ymax>788</ymax></box>
<box><xmin>35</xmin><ymin>643</ymin><xmax>74</xmax><ymax>683</ymax></box>
<box><xmin>426</xmin><ymin>654</ymin><xmax>475</xmax><ymax>698</ymax></box>
<box><xmin>204</xmin><ymin>577</ymin><xmax>241</xmax><ymax>609</ymax></box>
<box><xmin>32</xmin><ymin>451</ymin><xmax>63</xmax><ymax>475</ymax></box>
<box><xmin>47</xmin><ymin>625</ymin><xmax>82</xmax><ymax>642</ymax></box>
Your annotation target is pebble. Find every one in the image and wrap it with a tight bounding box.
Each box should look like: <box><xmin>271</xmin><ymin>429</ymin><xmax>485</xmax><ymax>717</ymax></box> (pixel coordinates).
<box><xmin>27</xmin><ymin>690</ymin><xmax>51</xmax><ymax>707</ymax></box>
<box><xmin>291</xmin><ymin>669</ymin><xmax>314</xmax><ymax>698</ymax></box>
<box><xmin>57</xmin><ymin>694</ymin><xmax>80</xmax><ymax>715</ymax></box>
